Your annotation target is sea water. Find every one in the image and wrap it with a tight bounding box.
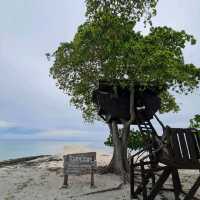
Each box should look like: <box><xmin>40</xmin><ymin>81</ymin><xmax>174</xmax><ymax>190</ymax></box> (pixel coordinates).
<box><xmin>0</xmin><ymin>140</ymin><xmax>109</xmax><ymax>161</ymax></box>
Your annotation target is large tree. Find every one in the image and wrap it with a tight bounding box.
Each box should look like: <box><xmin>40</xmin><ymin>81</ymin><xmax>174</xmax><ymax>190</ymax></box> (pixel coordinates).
<box><xmin>50</xmin><ymin>0</ymin><xmax>200</xmax><ymax>174</ymax></box>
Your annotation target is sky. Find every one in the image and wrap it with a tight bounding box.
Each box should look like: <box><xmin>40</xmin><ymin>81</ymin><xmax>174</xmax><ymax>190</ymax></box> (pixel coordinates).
<box><xmin>0</xmin><ymin>0</ymin><xmax>199</xmax><ymax>141</ymax></box>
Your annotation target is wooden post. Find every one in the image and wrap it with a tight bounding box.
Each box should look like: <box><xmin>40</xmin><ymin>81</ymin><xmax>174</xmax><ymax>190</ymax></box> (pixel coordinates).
<box><xmin>63</xmin><ymin>174</ymin><xmax>68</xmax><ymax>187</ymax></box>
<box><xmin>90</xmin><ymin>155</ymin><xmax>95</xmax><ymax>188</ymax></box>
<box><xmin>151</xmin><ymin>171</ymin><xmax>156</xmax><ymax>186</ymax></box>
<box><xmin>149</xmin><ymin>154</ymin><xmax>156</xmax><ymax>187</ymax></box>
<box><xmin>90</xmin><ymin>166</ymin><xmax>94</xmax><ymax>187</ymax></box>
<box><xmin>172</xmin><ymin>168</ymin><xmax>181</xmax><ymax>200</ymax></box>
<box><xmin>63</xmin><ymin>155</ymin><xmax>68</xmax><ymax>188</ymax></box>
<box><xmin>148</xmin><ymin>168</ymin><xmax>171</xmax><ymax>200</ymax></box>
<box><xmin>130</xmin><ymin>156</ymin><xmax>136</xmax><ymax>199</ymax></box>
<box><xmin>184</xmin><ymin>176</ymin><xmax>200</xmax><ymax>200</ymax></box>
<box><xmin>141</xmin><ymin>161</ymin><xmax>147</xmax><ymax>200</ymax></box>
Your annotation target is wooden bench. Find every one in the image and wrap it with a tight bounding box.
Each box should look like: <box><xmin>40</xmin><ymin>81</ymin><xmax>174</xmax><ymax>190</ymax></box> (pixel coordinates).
<box><xmin>160</xmin><ymin>127</ymin><xmax>200</xmax><ymax>169</ymax></box>
<box><xmin>130</xmin><ymin>127</ymin><xmax>200</xmax><ymax>200</ymax></box>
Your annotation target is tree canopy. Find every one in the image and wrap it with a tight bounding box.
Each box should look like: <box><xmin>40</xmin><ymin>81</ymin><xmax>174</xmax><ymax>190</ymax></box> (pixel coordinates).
<box><xmin>50</xmin><ymin>1</ymin><xmax>200</xmax><ymax>121</ymax></box>
<box><xmin>85</xmin><ymin>0</ymin><xmax>158</xmax><ymax>25</ymax></box>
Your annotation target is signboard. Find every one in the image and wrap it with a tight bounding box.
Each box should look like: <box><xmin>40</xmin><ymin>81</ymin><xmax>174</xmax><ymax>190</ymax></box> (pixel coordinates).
<box><xmin>63</xmin><ymin>152</ymin><xmax>96</xmax><ymax>187</ymax></box>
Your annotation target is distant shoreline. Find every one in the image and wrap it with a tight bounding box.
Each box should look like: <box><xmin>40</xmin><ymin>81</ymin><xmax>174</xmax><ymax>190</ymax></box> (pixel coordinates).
<box><xmin>0</xmin><ymin>140</ymin><xmax>111</xmax><ymax>161</ymax></box>
<box><xmin>0</xmin><ymin>140</ymin><xmax>112</xmax><ymax>161</ymax></box>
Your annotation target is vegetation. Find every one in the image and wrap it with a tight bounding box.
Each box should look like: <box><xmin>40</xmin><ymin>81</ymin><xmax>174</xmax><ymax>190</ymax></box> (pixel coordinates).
<box><xmin>50</xmin><ymin>0</ymin><xmax>200</xmax><ymax>174</ymax></box>
<box><xmin>105</xmin><ymin>129</ymin><xmax>146</xmax><ymax>151</ymax></box>
<box><xmin>190</xmin><ymin>114</ymin><xmax>200</xmax><ymax>129</ymax></box>
<box><xmin>85</xmin><ymin>0</ymin><xmax>158</xmax><ymax>26</ymax></box>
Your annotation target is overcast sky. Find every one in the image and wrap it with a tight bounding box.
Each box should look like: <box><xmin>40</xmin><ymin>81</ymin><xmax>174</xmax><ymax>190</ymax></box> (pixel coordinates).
<box><xmin>0</xmin><ymin>0</ymin><xmax>199</xmax><ymax>141</ymax></box>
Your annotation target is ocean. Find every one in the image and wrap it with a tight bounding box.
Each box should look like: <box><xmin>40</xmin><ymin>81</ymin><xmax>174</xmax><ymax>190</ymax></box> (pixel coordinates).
<box><xmin>0</xmin><ymin>140</ymin><xmax>108</xmax><ymax>161</ymax></box>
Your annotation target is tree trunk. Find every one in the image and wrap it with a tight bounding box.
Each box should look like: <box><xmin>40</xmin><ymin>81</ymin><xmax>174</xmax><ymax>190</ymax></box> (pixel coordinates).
<box><xmin>107</xmin><ymin>121</ymin><xmax>130</xmax><ymax>174</ymax></box>
<box><xmin>107</xmin><ymin>86</ymin><xmax>135</xmax><ymax>175</ymax></box>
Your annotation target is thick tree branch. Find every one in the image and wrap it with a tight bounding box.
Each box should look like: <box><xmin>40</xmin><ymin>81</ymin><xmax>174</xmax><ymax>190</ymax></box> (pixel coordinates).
<box><xmin>108</xmin><ymin>122</ymin><xmax>113</xmax><ymax>135</ymax></box>
<box><xmin>127</xmin><ymin>84</ymin><xmax>136</xmax><ymax>125</ymax></box>
<box><xmin>112</xmin><ymin>121</ymin><xmax>120</xmax><ymax>139</ymax></box>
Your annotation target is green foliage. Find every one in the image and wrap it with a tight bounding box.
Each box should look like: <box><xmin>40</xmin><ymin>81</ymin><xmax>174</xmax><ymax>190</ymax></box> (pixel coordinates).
<box><xmin>50</xmin><ymin>1</ymin><xmax>200</xmax><ymax>121</ymax></box>
<box><xmin>190</xmin><ymin>114</ymin><xmax>200</xmax><ymax>129</ymax></box>
<box><xmin>159</xmin><ymin>91</ymin><xmax>180</xmax><ymax>113</ymax></box>
<box><xmin>85</xmin><ymin>0</ymin><xmax>158</xmax><ymax>26</ymax></box>
<box><xmin>104</xmin><ymin>129</ymin><xmax>146</xmax><ymax>151</ymax></box>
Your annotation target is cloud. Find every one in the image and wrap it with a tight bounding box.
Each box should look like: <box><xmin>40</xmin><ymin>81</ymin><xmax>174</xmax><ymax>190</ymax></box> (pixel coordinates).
<box><xmin>0</xmin><ymin>120</ymin><xmax>16</xmax><ymax>128</ymax></box>
<box><xmin>36</xmin><ymin>129</ymin><xmax>81</xmax><ymax>139</ymax></box>
<box><xmin>0</xmin><ymin>122</ymin><xmax>106</xmax><ymax>141</ymax></box>
<box><xmin>0</xmin><ymin>0</ymin><xmax>199</xmax><ymax>142</ymax></box>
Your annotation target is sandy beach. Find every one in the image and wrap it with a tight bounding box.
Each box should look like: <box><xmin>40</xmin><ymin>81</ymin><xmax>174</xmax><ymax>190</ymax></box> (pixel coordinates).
<box><xmin>0</xmin><ymin>144</ymin><xmax>200</xmax><ymax>200</ymax></box>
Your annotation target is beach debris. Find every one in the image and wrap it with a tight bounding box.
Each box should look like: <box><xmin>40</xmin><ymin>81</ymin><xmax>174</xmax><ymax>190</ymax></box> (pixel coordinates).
<box><xmin>0</xmin><ymin>155</ymin><xmax>51</xmax><ymax>168</ymax></box>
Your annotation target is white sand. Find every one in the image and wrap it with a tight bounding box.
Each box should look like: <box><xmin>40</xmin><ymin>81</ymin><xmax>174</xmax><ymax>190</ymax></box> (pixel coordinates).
<box><xmin>0</xmin><ymin>144</ymin><xmax>200</xmax><ymax>200</ymax></box>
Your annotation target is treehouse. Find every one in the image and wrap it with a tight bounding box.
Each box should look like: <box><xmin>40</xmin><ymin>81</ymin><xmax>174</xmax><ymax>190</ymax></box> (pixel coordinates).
<box><xmin>92</xmin><ymin>80</ymin><xmax>200</xmax><ymax>199</ymax></box>
<box><xmin>92</xmin><ymin>80</ymin><xmax>164</xmax><ymax>124</ymax></box>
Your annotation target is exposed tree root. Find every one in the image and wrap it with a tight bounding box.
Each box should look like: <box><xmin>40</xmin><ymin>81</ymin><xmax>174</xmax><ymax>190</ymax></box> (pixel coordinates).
<box><xmin>66</xmin><ymin>183</ymin><xmax>124</xmax><ymax>198</ymax></box>
<box><xmin>97</xmin><ymin>164</ymin><xmax>114</xmax><ymax>174</ymax></box>
<box><xmin>83</xmin><ymin>183</ymin><xmax>124</xmax><ymax>196</ymax></box>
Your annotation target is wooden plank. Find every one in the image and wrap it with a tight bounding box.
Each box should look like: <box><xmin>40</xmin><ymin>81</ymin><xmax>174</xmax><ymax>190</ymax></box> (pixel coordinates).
<box><xmin>64</xmin><ymin>152</ymin><xmax>96</xmax><ymax>159</ymax></box>
<box><xmin>194</xmin><ymin>133</ymin><xmax>200</xmax><ymax>158</ymax></box>
<box><xmin>65</xmin><ymin>169</ymin><xmax>80</xmax><ymax>173</ymax></box>
<box><xmin>170</xmin><ymin>129</ymin><xmax>183</xmax><ymax>160</ymax></box>
<box><xmin>68</xmin><ymin>157</ymin><xmax>93</xmax><ymax>162</ymax></box>
<box><xmin>184</xmin><ymin>175</ymin><xmax>200</xmax><ymax>200</ymax></box>
<box><xmin>165</xmin><ymin>127</ymin><xmax>175</xmax><ymax>161</ymax></box>
<box><xmin>185</xmin><ymin>131</ymin><xmax>198</xmax><ymax>159</ymax></box>
<box><xmin>66</xmin><ymin>163</ymin><xmax>96</xmax><ymax>167</ymax></box>
<box><xmin>171</xmin><ymin>168</ymin><xmax>181</xmax><ymax>200</ymax></box>
<box><xmin>148</xmin><ymin>168</ymin><xmax>171</xmax><ymax>200</ymax></box>
<box><xmin>65</xmin><ymin>167</ymin><xmax>81</xmax><ymax>170</ymax></box>
<box><xmin>177</xmin><ymin>131</ymin><xmax>190</xmax><ymax>159</ymax></box>
<box><xmin>66</xmin><ymin>172</ymin><xmax>80</xmax><ymax>175</ymax></box>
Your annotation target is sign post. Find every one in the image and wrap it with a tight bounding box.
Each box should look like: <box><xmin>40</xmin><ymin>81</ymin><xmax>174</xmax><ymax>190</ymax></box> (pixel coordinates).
<box><xmin>63</xmin><ymin>152</ymin><xmax>96</xmax><ymax>187</ymax></box>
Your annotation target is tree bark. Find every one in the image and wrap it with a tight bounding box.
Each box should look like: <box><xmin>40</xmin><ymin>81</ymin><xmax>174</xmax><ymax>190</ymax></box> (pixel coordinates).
<box><xmin>122</xmin><ymin>123</ymin><xmax>130</xmax><ymax>172</ymax></box>
<box><xmin>107</xmin><ymin>85</ymin><xmax>135</xmax><ymax>175</ymax></box>
<box><xmin>107</xmin><ymin>121</ymin><xmax>130</xmax><ymax>174</ymax></box>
